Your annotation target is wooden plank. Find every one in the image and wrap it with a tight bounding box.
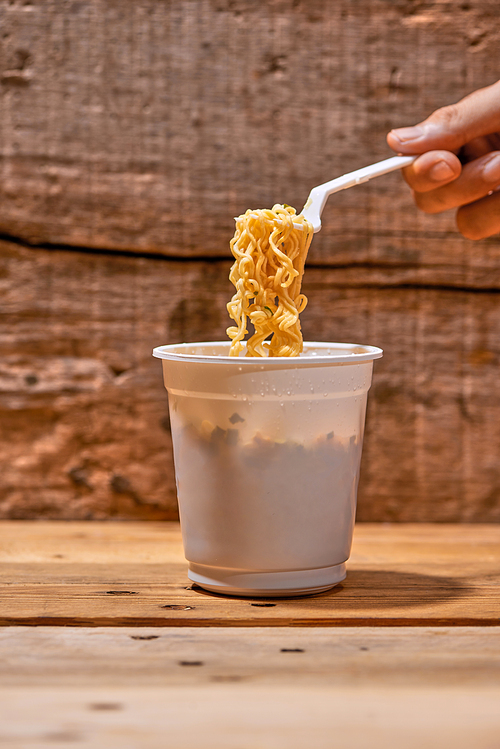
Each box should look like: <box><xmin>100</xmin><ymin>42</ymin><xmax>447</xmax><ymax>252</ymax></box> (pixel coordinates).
<box><xmin>2</xmin><ymin>625</ymin><xmax>500</xmax><ymax>688</ymax></box>
<box><xmin>0</xmin><ymin>0</ymin><xmax>499</xmax><ymax>266</ymax></box>
<box><xmin>1</xmin><ymin>627</ymin><xmax>499</xmax><ymax>748</ymax></box>
<box><xmin>1</xmin><ymin>685</ymin><xmax>499</xmax><ymax>749</ymax></box>
<box><xmin>1</xmin><ymin>522</ymin><xmax>499</xmax><ymax>626</ymax></box>
<box><xmin>3</xmin><ymin>240</ymin><xmax>500</xmax><ymax>522</ymax></box>
<box><xmin>0</xmin><ymin>627</ymin><xmax>499</xmax><ymax>749</ymax></box>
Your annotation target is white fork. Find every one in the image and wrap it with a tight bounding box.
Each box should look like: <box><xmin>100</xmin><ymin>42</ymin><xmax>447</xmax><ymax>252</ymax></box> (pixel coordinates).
<box><xmin>236</xmin><ymin>155</ymin><xmax>416</xmax><ymax>233</ymax></box>
<box><xmin>300</xmin><ymin>155</ymin><xmax>417</xmax><ymax>232</ymax></box>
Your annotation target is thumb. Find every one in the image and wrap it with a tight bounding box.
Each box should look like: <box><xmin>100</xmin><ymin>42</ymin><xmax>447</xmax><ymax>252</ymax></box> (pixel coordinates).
<box><xmin>387</xmin><ymin>79</ymin><xmax>500</xmax><ymax>154</ymax></box>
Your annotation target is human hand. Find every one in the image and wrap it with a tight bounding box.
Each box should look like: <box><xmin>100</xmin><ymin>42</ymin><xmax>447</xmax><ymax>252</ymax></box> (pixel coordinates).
<box><xmin>387</xmin><ymin>80</ymin><xmax>500</xmax><ymax>240</ymax></box>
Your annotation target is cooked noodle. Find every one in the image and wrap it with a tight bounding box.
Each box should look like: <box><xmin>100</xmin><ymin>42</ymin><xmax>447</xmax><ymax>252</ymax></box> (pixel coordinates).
<box><xmin>226</xmin><ymin>204</ymin><xmax>314</xmax><ymax>357</ymax></box>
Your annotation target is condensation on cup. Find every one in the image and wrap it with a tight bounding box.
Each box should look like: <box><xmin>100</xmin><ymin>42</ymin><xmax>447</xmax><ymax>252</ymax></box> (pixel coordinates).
<box><xmin>153</xmin><ymin>341</ymin><xmax>382</xmax><ymax>597</ymax></box>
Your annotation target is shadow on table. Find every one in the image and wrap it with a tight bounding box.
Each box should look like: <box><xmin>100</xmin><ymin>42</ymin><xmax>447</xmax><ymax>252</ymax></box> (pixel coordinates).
<box><xmin>315</xmin><ymin>568</ymin><xmax>474</xmax><ymax>608</ymax></box>
<box><xmin>190</xmin><ymin>569</ymin><xmax>474</xmax><ymax>607</ymax></box>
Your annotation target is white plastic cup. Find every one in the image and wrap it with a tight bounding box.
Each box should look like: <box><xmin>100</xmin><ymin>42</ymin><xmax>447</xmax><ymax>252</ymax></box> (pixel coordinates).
<box><xmin>153</xmin><ymin>341</ymin><xmax>382</xmax><ymax>597</ymax></box>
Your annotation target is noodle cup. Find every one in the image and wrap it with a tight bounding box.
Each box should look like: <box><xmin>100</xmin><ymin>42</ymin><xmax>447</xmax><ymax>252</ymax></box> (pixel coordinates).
<box><xmin>153</xmin><ymin>341</ymin><xmax>382</xmax><ymax>597</ymax></box>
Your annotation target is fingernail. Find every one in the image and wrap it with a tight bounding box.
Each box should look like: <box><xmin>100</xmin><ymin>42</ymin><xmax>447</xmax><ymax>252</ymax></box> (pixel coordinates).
<box><xmin>482</xmin><ymin>154</ymin><xmax>500</xmax><ymax>183</ymax></box>
<box><xmin>390</xmin><ymin>126</ymin><xmax>425</xmax><ymax>144</ymax></box>
<box><xmin>429</xmin><ymin>161</ymin><xmax>456</xmax><ymax>182</ymax></box>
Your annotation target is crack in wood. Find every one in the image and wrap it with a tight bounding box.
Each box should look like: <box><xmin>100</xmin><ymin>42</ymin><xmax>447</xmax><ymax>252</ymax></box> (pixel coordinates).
<box><xmin>0</xmin><ymin>231</ymin><xmax>231</xmax><ymax>263</ymax></box>
<box><xmin>2</xmin><ymin>231</ymin><xmax>500</xmax><ymax>294</ymax></box>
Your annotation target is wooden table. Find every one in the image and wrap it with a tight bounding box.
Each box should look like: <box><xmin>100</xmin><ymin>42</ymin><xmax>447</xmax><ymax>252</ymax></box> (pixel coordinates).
<box><xmin>1</xmin><ymin>521</ymin><xmax>499</xmax><ymax>748</ymax></box>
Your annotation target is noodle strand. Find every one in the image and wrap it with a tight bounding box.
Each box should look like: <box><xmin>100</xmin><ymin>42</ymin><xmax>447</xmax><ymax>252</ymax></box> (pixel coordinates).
<box><xmin>226</xmin><ymin>205</ymin><xmax>313</xmax><ymax>357</ymax></box>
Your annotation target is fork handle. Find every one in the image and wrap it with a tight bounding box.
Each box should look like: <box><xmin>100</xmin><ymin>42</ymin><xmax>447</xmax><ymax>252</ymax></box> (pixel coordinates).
<box><xmin>302</xmin><ymin>155</ymin><xmax>417</xmax><ymax>232</ymax></box>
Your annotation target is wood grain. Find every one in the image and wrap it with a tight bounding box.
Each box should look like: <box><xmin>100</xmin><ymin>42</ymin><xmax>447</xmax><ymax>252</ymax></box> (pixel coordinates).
<box><xmin>2</xmin><ymin>1</ymin><xmax>500</xmax><ymax>521</ymax></box>
<box><xmin>0</xmin><ymin>0</ymin><xmax>499</xmax><ymax>264</ymax></box>
<box><xmin>2</xmin><ymin>239</ymin><xmax>500</xmax><ymax>521</ymax></box>
<box><xmin>1</xmin><ymin>627</ymin><xmax>500</xmax><ymax>748</ymax></box>
<box><xmin>1</xmin><ymin>522</ymin><xmax>499</xmax><ymax>626</ymax></box>
<box><xmin>3</xmin><ymin>625</ymin><xmax>500</xmax><ymax>688</ymax></box>
<box><xmin>1</xmin><ymin>684</ymin><xmax>499</xmax><ymax>749</ymax></box>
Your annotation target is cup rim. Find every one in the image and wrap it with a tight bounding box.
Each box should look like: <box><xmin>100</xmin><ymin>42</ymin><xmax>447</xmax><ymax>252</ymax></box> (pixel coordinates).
<box><xmin>152</xmin><ymin>341</ymin><xmax>383</xmax><ymax>365</ymax></box>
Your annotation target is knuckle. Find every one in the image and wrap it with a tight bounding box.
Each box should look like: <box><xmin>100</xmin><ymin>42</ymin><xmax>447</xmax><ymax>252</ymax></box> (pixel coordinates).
<box><xmin>428</xmin><ymin>103</ymin><xmax>460</xmax><ymax>127</ymax></box>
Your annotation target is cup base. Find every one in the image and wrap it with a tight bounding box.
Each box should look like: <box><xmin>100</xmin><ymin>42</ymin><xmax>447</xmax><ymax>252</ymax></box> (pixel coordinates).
<box><xmin>187</xmin><ymin>561</ymin><xmax>347</xmax><ymax>598</ymax></box>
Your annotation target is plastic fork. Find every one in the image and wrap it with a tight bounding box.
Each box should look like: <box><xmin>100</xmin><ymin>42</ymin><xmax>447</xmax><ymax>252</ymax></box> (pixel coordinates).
<box><xmin>300</xmin><ymin>155</ymin><xmax>417</xmax><ymax>232</ymax></box>
<box><xmin>235</xmin><ymin>155</ymin><xmax>416</xmax><ymax>233</ymax></box>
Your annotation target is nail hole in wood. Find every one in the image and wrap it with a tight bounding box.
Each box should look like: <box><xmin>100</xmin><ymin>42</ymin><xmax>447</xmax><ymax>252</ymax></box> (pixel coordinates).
<box><xmin>43</xmin><ymin>731</ymin><xmax>82</xmax><ymax>742</ymax></box>
<box><xmin>161</xmin><ymin>605</ymin><xmax>195</xmax><ymax>610</ymax></box>
<box><xmin>89</xmin><ymin>703</ymin><xmax>123</xmax><ymax>711</ymax></box>
<box><xmin>360</xmin><ymin>647</ymin><xmax>369</xmax><ymax>651</ymax></box>
<box><xmin>250</xmin><ymin>603</ymin><xmax>276</xmax><ymax>607</ymax></box>
<box><xmin>179</xmin><ymin>661</ymin><xmax>204</xmax><ymax>667</ymax></box>
<box><xmin>130</xmin><ymin>635</ymin><xmax>159</xmax><ymax>641</ymax></box>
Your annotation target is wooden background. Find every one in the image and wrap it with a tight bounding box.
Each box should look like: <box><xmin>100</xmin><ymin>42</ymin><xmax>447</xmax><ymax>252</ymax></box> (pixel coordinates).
<box><xmin>1</xmin><ymin>0</ymin><xmax>499</xmax><ymax>521</ymax></box>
